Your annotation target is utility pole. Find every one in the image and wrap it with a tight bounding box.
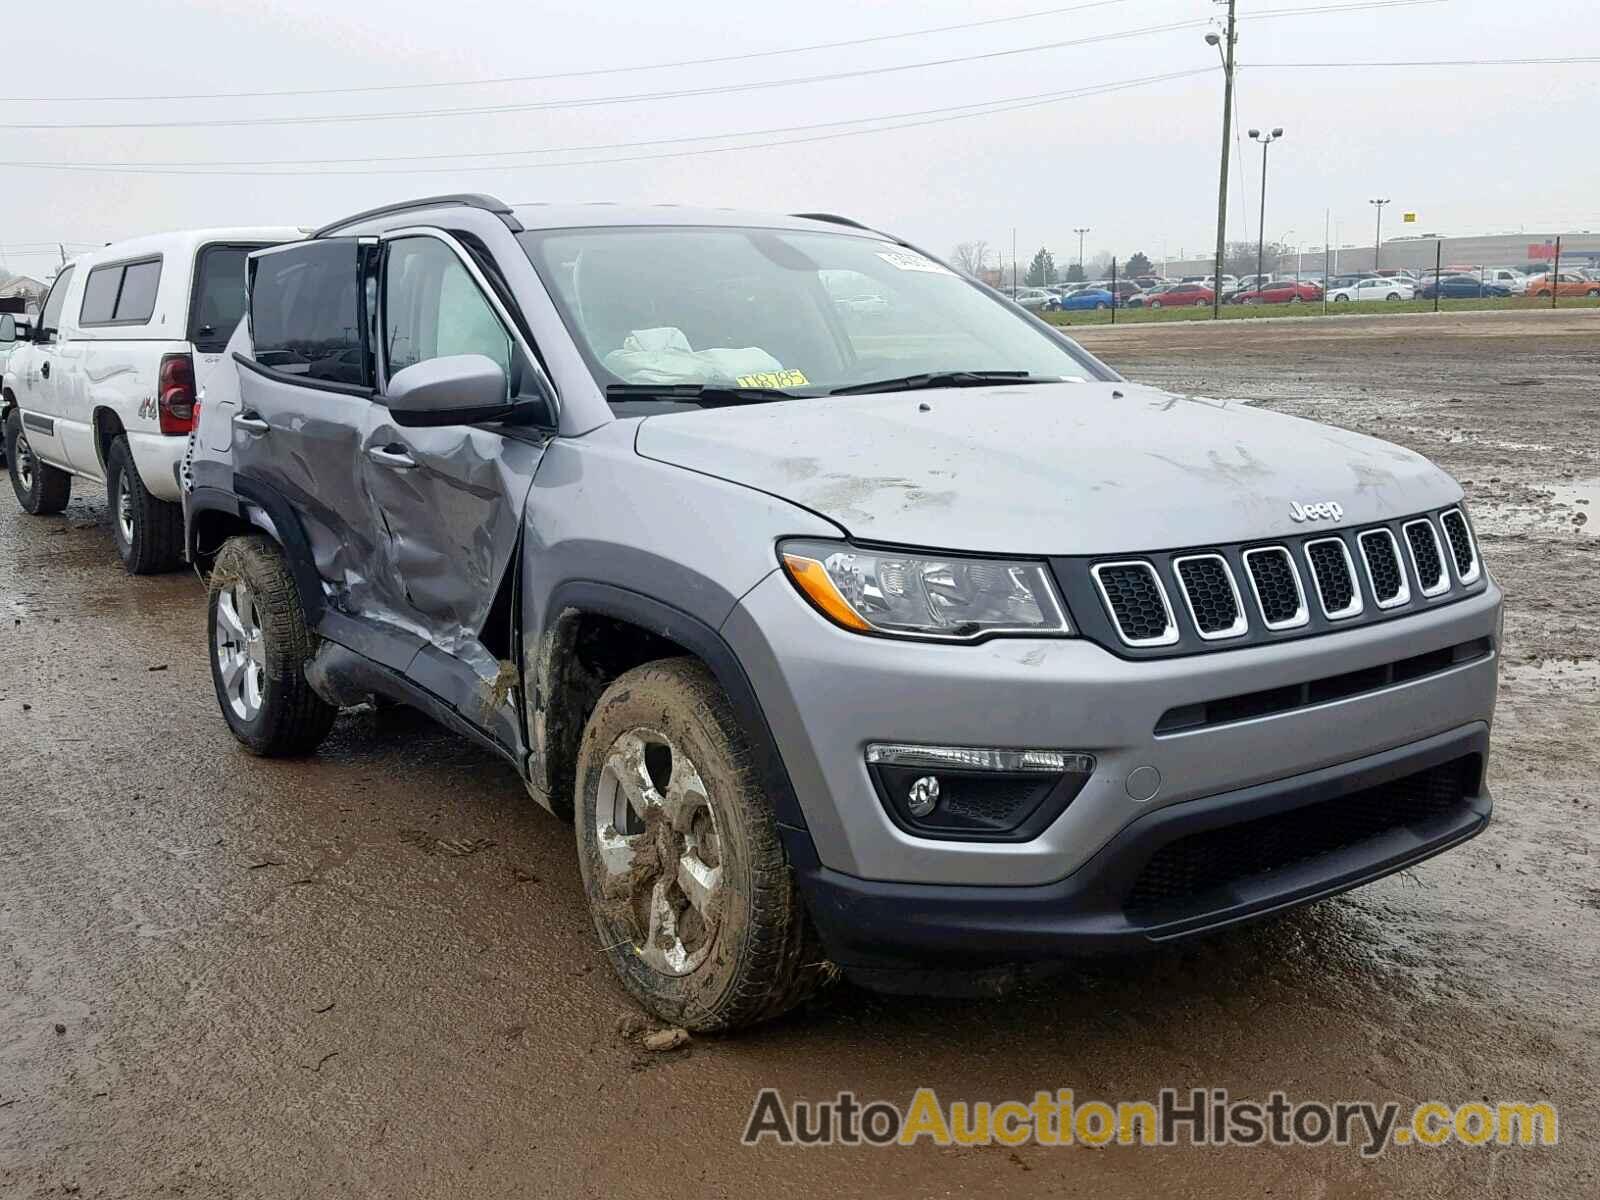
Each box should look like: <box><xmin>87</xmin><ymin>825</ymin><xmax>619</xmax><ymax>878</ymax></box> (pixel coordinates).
<box><xmin>1249</xmin><ymin>128</ymin><xmax>1284</xmax><ymax>296</ymax></box>
<box><xmin>1074</xmin><ymin>227</ymin><xmax>1090</xmax><ymax>276</ymax></box>
<box><xmin>1208</xmin><ymin>1</ymin><xmax>1238</xmax><ymax>319</ymax></box>
<box><xmin>1012</xmin><ymin>227</ymin><xmax>1018</xmax><ymax>294</ymax></box>
<box><xmin>1370</xmin><ymin>198</ymin><xmax>1390</xmax><ymax>272</ymax></box>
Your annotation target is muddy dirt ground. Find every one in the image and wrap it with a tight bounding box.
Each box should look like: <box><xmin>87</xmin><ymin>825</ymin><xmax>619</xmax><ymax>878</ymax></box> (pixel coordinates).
<box><xmin>2</xmin><ymin>310</ymin><xmax>1595</xmax><ymax>1198</ymax></box>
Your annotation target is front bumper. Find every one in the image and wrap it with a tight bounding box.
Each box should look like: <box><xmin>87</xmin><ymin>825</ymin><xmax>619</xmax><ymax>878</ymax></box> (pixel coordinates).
<box><xmin>783</xmin><ymin>723</ymin><xmax>1491</xmax><ymax>974</ymax></box>
<box><xmin>725</xmin><ymin>570</ymin><xmax>1501</xmax><ymax>887</ymax></box>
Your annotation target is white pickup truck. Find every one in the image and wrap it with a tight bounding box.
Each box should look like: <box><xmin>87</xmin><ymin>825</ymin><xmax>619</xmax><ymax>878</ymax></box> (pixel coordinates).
<box><xmin>1</xmin><ymin>226</ymin><xmax>302</xmax><ymax>571</ymax></box>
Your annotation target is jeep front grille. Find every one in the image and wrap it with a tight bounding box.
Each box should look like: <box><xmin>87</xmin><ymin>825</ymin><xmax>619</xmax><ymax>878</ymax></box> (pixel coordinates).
<box><xmin>1304</xmin><ymin>538</ymin><xmax>1363</xmax><ymax>619</ymax></box>
<box><xmin>1061</xmin><ymin>505</ymin><xmax>1487</xmax><ymax>658</ymax></box>
<box><xmin>1403</xmin><ymin>518</ymin><xmax>1449</xmax><ymax>596</ymax></box>
<box><xmin>1440</xmin><ymin>508</ymin><xmax>1480</xmax><ymax>583</ymax></box>
<box><xmin>1173</xmin><ymin>554</ymin><xmax>1247</xmax><ymax>640</ymax></box>
<box><xmin>1357</xmin><ymin>528</ymin><xmax>1410</xmax><ymax>608</ymax></box>
<box><xmin>1242</xmin><ymin>547</ymin><xmax>1308</xmax><ymax>630</ymax></box>
<box><xmin>1091</xmin><ymin>562</ymin><xmax>1178</xmax><ymax>647</ymax></box>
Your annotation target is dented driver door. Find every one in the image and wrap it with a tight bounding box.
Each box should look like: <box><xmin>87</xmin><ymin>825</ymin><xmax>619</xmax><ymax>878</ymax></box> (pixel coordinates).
<box><xmin>357</xmin><ymin>229</ymin><xmax>552</xmax><ymax>749</ymax></box>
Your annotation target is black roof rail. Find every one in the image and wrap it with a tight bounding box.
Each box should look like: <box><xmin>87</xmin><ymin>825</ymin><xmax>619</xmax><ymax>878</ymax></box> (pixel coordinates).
<box><xmin>313</xmin><ymin>193</ymin><xmax>523</xmax><ymax>238</ymax></box>
<box><xmin>790</xmin><ymin>212</ymin><xmax>874</xmax><ymax>231</ymax></box>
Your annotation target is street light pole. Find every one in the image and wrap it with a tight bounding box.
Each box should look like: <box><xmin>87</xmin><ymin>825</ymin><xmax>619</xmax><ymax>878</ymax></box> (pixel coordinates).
<box><xmin>1074</xmin><ymin>227</ymin><xmax>1090</xmax><ymax>278</ymax></box>
<box><xmin>1248</xmin><ymin>128</ymin><xmax>1283</xmax><ymax>299</ymax></box>
<box><xmin>1370</xmin><ymin>198</ymin><xmax>1390</xmax><ymax>272</ymax></box>
<box><xmin>1207</xmin><ymin>4</ymin><xmax>1238</xmax><ymax>319</ymax></box>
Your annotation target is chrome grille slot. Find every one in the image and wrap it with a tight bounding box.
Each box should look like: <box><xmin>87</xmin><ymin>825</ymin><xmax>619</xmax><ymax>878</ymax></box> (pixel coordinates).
<box><xmin>1358</xmin><ymin>528</ymin><xmax>1410</xmax><ymax>609</ymax></box>
<box><xmin>1403</xmin><ymin>519</ymin><xmax>1450</xmax><ymax>596</ymax></box>
<box><xmin>1242</xmin><ymin>546</ymin><xmax>1309</xmax><ymax>630</ymax></box>
<box><xmin>1091</xmin><ymin>561</ymin><xmax>1178</xmax><ymax>647</ymax></box>
<box><xmin>1439</xmin><ymin>508</ymin><xmax>1480</xmax><ymax>583</ymax></box>
<box><xmin>1304</xmin><ymin>537</ymin><xmax>1364</xmax><ymax>620</ymax></box>
<box><xmin>1173</xmin><ymin>554</ymin><xmax>1247</xmax><ymax>640</ymax></box>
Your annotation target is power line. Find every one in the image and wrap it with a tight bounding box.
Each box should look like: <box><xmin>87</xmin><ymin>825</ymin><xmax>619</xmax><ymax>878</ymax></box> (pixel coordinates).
<box><xmin>0</xmin><ymin>70</ymin><xmax>1215</xmax><ymax>178</ymax></box>
<box><xmin>0</xmin><ymin>74</ymin><xmax>1220</xmax><ymax>172</ymax></box>
<box><xmin>0</xmin><ymin>0</ymin><xmax>1450</xmax><ymax>131</ymax></box>
<box><xmin>1249</xmin><ymin>55</ymin><xmax>1600</xmax><ymax>66</ymax></box>
<box><xmin>0</xmin><ymin>0</ymin><xmax>1145</xmax><ymax>103</ymax></box>
<box><xmin>0</xmin><ymin>19</ymin><xmax>1211</xmax><ymax>131</ymax></box>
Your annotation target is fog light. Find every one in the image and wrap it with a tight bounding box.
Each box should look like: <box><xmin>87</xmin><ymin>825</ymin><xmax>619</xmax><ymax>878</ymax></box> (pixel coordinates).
<box><xmin>907</xmin><ymin>775</ymin><xmax>941</xmax><ymax>817</ymax></box>
<box><xmin>865</xmin><ymin>743</ymin><xmax>1096</xmax><ymax>842</ymax></box>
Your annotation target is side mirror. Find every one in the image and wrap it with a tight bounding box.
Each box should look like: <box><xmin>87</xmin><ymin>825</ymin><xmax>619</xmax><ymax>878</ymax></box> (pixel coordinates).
<box><xmin>383</xmin><ymin>354</ymin><xmax>512</xmax><ymax>428</ymax></box>
<box><xmin>0</xmin><ymin>315</ymin><xmax>14</xmax><ymax>344</ymax></box>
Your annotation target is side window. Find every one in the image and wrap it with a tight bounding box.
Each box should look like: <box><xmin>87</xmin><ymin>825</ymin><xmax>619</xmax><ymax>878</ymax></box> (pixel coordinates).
<box><xmin>249</xmin><ymin>240</ymin><xmax>370</xmax><ymax>388</ymax></box>
<box><xmin>190</xmin><ymin>245</ymin><xmax>259</xmax><ymax>350</ymax></box>
<box><xmin>114</xmin><ymin>260</ymin><xmax>161</xmax><ymax>322</ymax></box>
<box><xmin>81</xmin><ymin>265</ymin><xmax>122</xmax><ymax>324</ymax></box>
<box><xmin>381</xmin><ymin>236</ymin><xmax>512</xmax><ymax>387</ymax></box>
<box><xmin>40</xmin><ymin>266</ymin><xmax>76</xmax><ymax>335</ymax></box>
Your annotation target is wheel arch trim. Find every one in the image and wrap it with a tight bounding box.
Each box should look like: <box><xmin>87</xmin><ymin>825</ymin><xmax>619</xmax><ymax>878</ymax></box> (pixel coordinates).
<box><xmin>538</xmin><ymin>580</ymin><xmax>809</xmax><ymax>830</ymax></box>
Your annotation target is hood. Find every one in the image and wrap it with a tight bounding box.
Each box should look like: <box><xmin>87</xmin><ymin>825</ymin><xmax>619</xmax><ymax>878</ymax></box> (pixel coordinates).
<box><xmin>633</xmin><ymin>382</ymin><xmax>1461</xmax><ymax>556</ymax></box>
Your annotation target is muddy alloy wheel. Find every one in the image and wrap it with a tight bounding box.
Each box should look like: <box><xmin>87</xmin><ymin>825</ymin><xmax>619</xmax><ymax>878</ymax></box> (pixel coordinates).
<box><xmin>213</xmin><ymin>579</ymin><xmax>267</xmax><ymax>724</ymax></box>
<box><xmin>206</xmin><ymin>535</ymin><xmax>337</xmax><ymax>756</ymax></box>
<box><xmin>575</xmin><ymin>658</ymin><xmax>832</xmax><ymax>1031</ymax></box>
<box><xmin>14</xmin><ymin>429</ymin><xmax>33</xmax><ymax>491</ymax></box>
<box><xmin>593</xmin><ymin>728</ymin><xmax>724</xmax><ymax>976</ymax></box>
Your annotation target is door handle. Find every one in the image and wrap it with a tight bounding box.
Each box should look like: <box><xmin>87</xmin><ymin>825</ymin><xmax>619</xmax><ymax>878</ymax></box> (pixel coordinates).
<box><xmin>233</xmin><ymin>414</ymin><xmax>269</xmax><ymax>434</ymax></box>
<box><xmin>366</xmin><ymin>445</ymin><xmax>417</xmax><ymax>470</ymax></box>
<box><xmin>40</xmin><ymin>361</ymin><xmax>49</xmax><ymax>379</ymax></box>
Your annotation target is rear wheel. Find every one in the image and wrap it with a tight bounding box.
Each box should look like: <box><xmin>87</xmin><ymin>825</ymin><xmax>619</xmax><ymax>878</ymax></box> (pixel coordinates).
<box><xmin>1193</xmin><ymin>299</ymin><xmax>1207</xmax><ymax>308</ymax></box>
<box><xmin>107</xmin><ymin>436</ymin><xmax>182</xmax><ymax>574</ymax></box>
<box><xmin>575</xmin><ymin>658</ymin><xmax>831</xmax><ymax>1031</ymax></box>
<box><xmin>1386</xmin><ymin>292</ymin><xmax>1401</xmax><ymax>302</ymax></box>
<box><xmin>1586</xmin><ymin>289</ymin><xmax>1600</xmax><ymax>298</ymax></box>
<box><xmin>207</xmin><ymin>535</ymin><xmax>337</xmax><ymax>756</ymax></box>
<box><xmin>1334</xmin><ymin>295</ymin><xmax>1349</xmax><ymax>303</ymax></box>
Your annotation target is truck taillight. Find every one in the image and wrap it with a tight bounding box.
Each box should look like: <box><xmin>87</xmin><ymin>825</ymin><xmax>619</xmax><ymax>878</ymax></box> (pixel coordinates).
<box><xmin>158</xmin><ymin>353</ymin><xmax>197</xmax><ymax>435</ymax></box>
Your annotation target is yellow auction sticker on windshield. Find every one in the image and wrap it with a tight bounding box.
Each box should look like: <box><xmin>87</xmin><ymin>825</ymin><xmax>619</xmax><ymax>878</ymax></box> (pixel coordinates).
<box><xmin>737</xmin><ymin>370</ymin><xmax>810</xmax><ymax>389</ymax></box>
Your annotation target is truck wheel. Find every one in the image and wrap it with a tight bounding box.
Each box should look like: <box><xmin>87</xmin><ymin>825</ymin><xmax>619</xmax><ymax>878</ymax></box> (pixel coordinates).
<box><xmin>5</xmin><ymin>408</ymin><xmax>72</xmax><ymax>515</ymax></box>
<box><xmin>107</xmin><ymin>436</ymin><xmax>182</xmax><ymax>574</ymax></box>
<box><xmin>575</xmin><ymin>658</ymin><xmax>832</xmax><ymax>1032</ymax></box>
<box><xmin>206</xmin><ymin>534</ymin><xmax>337</xmax><ymax>757</ymax></box>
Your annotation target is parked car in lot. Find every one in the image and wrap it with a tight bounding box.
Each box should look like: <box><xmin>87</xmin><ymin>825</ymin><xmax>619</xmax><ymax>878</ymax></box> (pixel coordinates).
<box><xmin>183</xmin><ymin>194</ymin><xmax>1500</xmax><ymax>1031</ymax></box>
<box><xmin>1059</xmin><ymin>286</ymin><xmax>1116</xmax><ymax>311</ymax></box>
<box><xmin>1234</xmin><ymin>280</ymin><xmax>1323</xmax><ymax>305</ymax></box>
<box><xmin>1327</xmin><ymin>277</ymin><xmax>1416</xmax><ymax>303</ymax></box>
<box><xmin>1417</xmin><ymin>275</ymin><xmax>1513</xmax><ymax>300</ymax></box>
<box><xmin>1145</xmin><ymin>282</ymin><xmax>1214</xmax><ymax>308</ymax></box>
<box><xmin>1526</xmin><ymin>271</ymin><xmax>1600</xmax><ymax>299</ymax></box>
<box><xmin>1126</xmin><ymin>284</ymin><xmax>1175</xmax><ymax>308</ymax></box>
<box><xmin>1012</xmin><ymin>287</ymin><xmax>1060</xmax><ymax>312</ymax></box>
<box><xmin>1</xmin><ymin>227</ymin><xmax>303</xmax><ymax>571</ymax></box>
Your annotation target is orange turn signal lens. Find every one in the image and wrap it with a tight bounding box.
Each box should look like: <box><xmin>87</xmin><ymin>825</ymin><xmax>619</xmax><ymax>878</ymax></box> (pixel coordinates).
<box><xmin>781</xmin><ymin>553</ymin><xmax>872</xmax><ymax>632</ymax></box>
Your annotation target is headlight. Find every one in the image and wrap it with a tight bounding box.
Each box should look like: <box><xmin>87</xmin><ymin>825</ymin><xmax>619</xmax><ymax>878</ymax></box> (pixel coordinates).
<box><xmin>779</xmin><ymin>539</ymin><xmax>1071</xmax><ymax>640</ymax></box>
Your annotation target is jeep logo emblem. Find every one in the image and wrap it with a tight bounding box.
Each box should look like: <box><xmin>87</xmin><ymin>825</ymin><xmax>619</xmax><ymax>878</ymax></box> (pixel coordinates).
<box><xmin>1289</xmin><ymin>500</ymin><xmax>1344</xmax><ymax>523</ymax></box>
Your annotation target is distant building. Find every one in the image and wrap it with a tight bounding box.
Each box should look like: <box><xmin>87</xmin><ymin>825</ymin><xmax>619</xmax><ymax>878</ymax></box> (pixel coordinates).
<box><xmin>1167</xmin><ymin>232</ymin><xmax>1600</xmax><ymax>280</ymax></box>
<box><xmin>0</xmin><ymin>274</ymin><xmax>47</xmax><ymax>312</ymax></box>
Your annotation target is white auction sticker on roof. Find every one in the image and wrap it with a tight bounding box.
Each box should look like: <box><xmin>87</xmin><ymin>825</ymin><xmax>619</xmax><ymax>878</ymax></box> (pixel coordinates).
<box><xmin>876</xmin><ymin>250</ymin><xmax>954</xmax><ymax>275</ymax></box>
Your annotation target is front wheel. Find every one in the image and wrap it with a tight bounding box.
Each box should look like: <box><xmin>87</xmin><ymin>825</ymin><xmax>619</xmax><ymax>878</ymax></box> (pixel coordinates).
<box><xmin>207</xmin><ymin>535</ymin><xmax>337</xmax><ymax>756</ymax></box>
<box><xmin>1290</xmin><ymin>295</ymin><xmax>1304</xmax><ymax>304</ymax></box>
<box><xmin>1386</xmin><ymin>293</ymin><xmax>1401</xmax><ymax>302</ymax></box>
<box><xmin>575</xmin><ymin>658</ymin><xmax>831</xmax><ymax>1031</ymax></box>
<box><xmin>1150</xmin><ymin>300</ymin><xmax>1163</xmax><ymax>310</ymax></box>
<box><xmin>5</xmin><ymin>408</ymin><xmax>71</xmax><ymax>515</ymax></box>
<box><xmin>107</xmin><ymin>436</ymin><xmax>182</xmax><ymax>574</ymax></box>
<box><xmin>1334</xmin><ymin>295</ymin><xmax>1349</xmax><ymax>303</ymax></box>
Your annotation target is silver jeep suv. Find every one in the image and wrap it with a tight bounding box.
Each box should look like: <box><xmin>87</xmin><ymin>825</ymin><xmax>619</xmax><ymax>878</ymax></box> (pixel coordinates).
<box><xmin>184</xmin><ymin>194</ymin><xmax>1500</xmax><ymax>1030</ymax></box>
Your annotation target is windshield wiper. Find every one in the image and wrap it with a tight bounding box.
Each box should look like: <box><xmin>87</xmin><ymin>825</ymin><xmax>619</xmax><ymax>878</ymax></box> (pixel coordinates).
<box><xmin>606</xmin><ymin>383</ymin><xmax>798</xmax><ymax>407</ymax></box>
<box><xmin>828</xmin><ymin>371</ymin><xmax>1053</xmax><ymax>396</ymax></box>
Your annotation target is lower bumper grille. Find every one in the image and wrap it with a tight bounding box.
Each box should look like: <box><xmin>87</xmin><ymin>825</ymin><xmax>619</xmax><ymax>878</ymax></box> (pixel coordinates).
<box><xmin>1125</xmin><ymin>755</ymin><xmax>1480</xmax><ymax>915</ymax></box>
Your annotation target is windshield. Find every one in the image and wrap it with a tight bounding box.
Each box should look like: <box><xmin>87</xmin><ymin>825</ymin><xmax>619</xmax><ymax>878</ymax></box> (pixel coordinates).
<box><xmin>517</xmin><ymin>226</ymin><xmax>1105</xmax><ymax>397</ymax></box>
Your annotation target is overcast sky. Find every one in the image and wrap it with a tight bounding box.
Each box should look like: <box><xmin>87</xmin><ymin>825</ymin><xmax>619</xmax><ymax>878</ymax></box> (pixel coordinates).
<box><xmin>1</xmin><ymin>0</ymin><xmax>1595</xmax><ymax>278</ymax></box>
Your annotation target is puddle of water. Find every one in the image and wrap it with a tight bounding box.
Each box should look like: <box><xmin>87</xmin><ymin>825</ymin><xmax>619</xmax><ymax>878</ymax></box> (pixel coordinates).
<box><xmin>1470</xmin><ymin>476</ymin><xmax>1597</xmax><ymax>539</ymax></box>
